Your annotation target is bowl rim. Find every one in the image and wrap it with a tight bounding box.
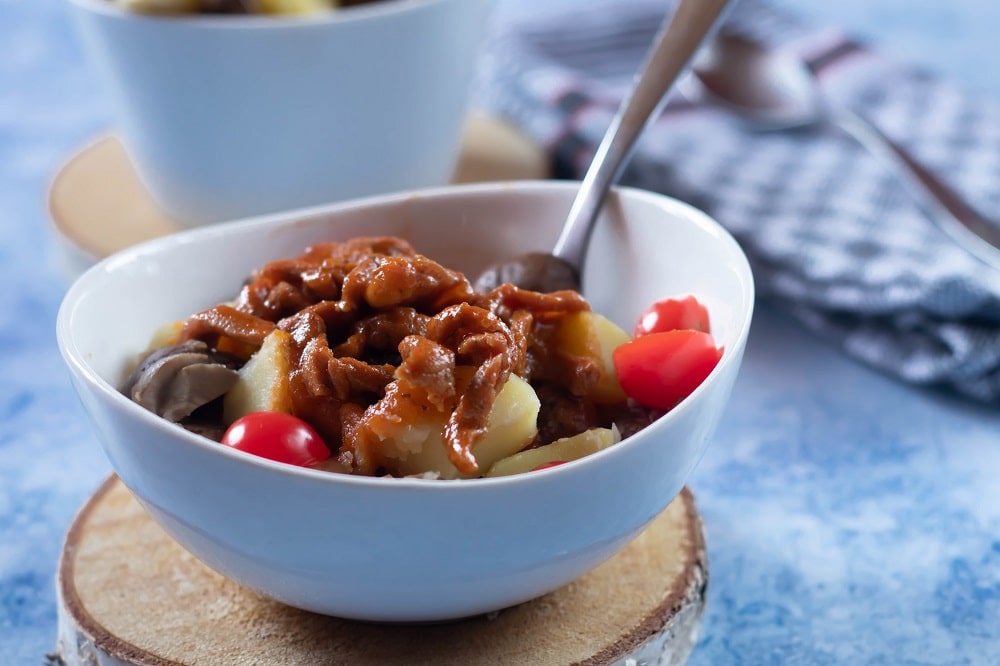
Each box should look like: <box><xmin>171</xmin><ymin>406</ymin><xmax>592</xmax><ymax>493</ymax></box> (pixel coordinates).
<box><xmin>57</xmin><ymin>180</ymin><xmax>754</xmax><ymax>491</ymax></box>
<box><xmin>66</xmin><ymin>0</ymin><xmax>469</xmax><ymax>29</ymax></box>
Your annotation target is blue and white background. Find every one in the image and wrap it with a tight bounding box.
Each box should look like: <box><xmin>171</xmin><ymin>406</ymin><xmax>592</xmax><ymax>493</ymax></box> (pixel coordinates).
<box><xmin>2</xmin><ymin>0</ymin><xmax>999</xmax><ymax>663</ymax></box>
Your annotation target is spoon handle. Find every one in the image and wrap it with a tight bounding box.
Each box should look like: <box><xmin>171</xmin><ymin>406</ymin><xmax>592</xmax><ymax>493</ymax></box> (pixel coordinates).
<box><xmin>552</xmin><ymin>0</ymin><xmax>731</xmax><ymax>268</ymax></box>
<box><xmin>831</xmin><ymin>107</ymin><xmax>1000</xmax><ymax>269</ymax></box>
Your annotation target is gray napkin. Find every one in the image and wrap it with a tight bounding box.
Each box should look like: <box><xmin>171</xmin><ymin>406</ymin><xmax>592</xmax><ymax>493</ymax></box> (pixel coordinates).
<box><xmin>473</xmin><ymin>0</ymin><xmax>1000</xmax><ymax>402</ymax></box>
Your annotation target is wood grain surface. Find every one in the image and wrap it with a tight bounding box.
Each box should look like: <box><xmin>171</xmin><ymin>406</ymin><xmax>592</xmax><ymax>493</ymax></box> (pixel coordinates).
<box><xmin>56</xmin><ymin>477</ymin><xmax>707</xmax><ymax>666</ymax></box>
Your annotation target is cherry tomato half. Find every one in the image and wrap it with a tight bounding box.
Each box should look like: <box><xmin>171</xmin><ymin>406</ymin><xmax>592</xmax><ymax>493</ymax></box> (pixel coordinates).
<box><xmin>221</xmin><ymin>411</ymin><xmax>331</xmax><ymax>468</ymax></box>
<box><xmin>633</xmin><ymin>296</ymin><xmax>711</xmax><ymax>338</ymax></box>
<box><xmin>612</xmin><ymin>330</ymin><xmax>722</xmax><ymax>410</ymax></box>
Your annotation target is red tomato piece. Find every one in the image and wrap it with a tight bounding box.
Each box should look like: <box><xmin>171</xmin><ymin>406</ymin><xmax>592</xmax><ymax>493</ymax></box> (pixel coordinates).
<box><xmin>531</xmin><ymin>461</ymin><xmax>566</xmax><ymax>472</ymax></box>
<box><xmin>633</xmin><ymin>296</ymin><xmax>711</xmax><ymax>337</ymax></box>
<box><xmin>612</xmin><ymin>330</ymin><xmax>722</xmax><ymax>410</ymax></box>
<box><xmin>221</xmin><ymin>411</ymin><xmax>331</xmax><ymax>467</ymax></box>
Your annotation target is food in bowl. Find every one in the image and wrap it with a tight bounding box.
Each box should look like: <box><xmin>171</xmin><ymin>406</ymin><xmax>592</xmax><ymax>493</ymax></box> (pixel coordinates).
<box><xmin>122</xmin><ymin>235</ymin><xmax>722</xmax><ymax>480</ymax></box>
<box><xmin>110</xmin><ymin>0</ymin><xmax>378</xmax><ymax>14</ymax></box>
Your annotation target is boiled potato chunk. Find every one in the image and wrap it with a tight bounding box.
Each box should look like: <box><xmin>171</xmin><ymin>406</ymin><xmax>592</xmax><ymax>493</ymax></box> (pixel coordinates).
<box><xmin>147</xmin><ymin>320</ymin><xmax>183</xmax><ymax>351</ymax></box>
<box><xmin>486</xmin><ymin>427</ymin><xmax>617</xmax><ymax>478</ymax></box>
<box><xmin>222</xmin><ymin>329</ymin><xmax>295</xmax><ymax>423</ymax></box>
<box><xmin>551</xmin><ymin>311</ymin><xmax>630</xmax><ymax>403</ymax></box>
<box><xmin>382</xmin><ymin>374</ymin><xmax>540</xmax><ymax>480</ymax></box>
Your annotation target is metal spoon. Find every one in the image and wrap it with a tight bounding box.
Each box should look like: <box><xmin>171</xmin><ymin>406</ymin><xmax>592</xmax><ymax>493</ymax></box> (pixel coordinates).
<box><xmin>691</xmin><ymin>32</ymin><xmax>1000</xmax><ymax>270</ymax></box>
<box><xmin>474</xmin><ymin>0</ymin><xmax>732</xmax><ymax>293</ymax></box>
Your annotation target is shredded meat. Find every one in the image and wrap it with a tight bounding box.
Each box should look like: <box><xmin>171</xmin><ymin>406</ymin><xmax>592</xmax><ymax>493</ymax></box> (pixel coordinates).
<box><xmin>332</xmin><ymin>307</ymin><xmax>429</xmax><ymax>360</ymax></box>
<box><xmin>474</xmin><ymin>283</ymin><xmax>590</xmax><ymax>321</ymax></box>
<box><xmin>172</xmin><ymin>236</ymin><xmax>656</xmax><ymax>477</ymax></box>
<box><xmin>442</xmin><ymin>353</ymin><xmax>508</xmax><ymax>474</ymax></box>
<box><xmin>341</xmin><ymin>254</ymin><xmax>474</xmax><ymax>312</ymax></box>
<box><xmin>533</xmin><ymin>383</ymin><xmax>599</xmax><ymax>446</ymax></box>
<box><xmin>396</xmin><ymin>336</ymin><xmax>456</xmax><ymax>412</ymax></box>
<box><xmin>181</xmin><ymin>304</ymin><xmax>276</xmax><ymax>355</ymax></box>
<box><xmin>424</xmin><ymin>304</ymin><xmax>516</xmax><ymax>473</ymax></box>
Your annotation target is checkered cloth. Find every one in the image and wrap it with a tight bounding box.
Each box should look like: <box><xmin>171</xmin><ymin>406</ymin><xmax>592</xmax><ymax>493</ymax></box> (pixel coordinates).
<box><xmin>473</xmin><ymin>0</ymin><xmax>1000</xmax><ymax>402</ymax></box>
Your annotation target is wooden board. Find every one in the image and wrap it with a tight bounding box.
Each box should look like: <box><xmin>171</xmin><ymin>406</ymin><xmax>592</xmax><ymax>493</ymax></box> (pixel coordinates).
<box><xmin>47</xmin><ymin>115</ymin><xmax>551</xmax><ymax>271</ymax></box>
<box><xmin>55</xmin><ymin>477</ymin><xmax>707</xmax><ymax>665</ymax></box>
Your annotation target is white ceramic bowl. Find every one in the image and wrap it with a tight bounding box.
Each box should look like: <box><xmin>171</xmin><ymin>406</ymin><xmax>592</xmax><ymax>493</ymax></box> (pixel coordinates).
<box><xmin>57</xmin><ymin>181</ymin><xmax>754</xmax><ymax>621</ymax></box>
<box><xmin>67</xmin><ymin>0</ymin><xmax>495</xmax><ymax>226</ymax></box>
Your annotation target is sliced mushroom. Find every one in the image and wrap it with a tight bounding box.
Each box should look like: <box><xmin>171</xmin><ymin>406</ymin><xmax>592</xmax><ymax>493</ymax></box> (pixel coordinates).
<box><xmin>122</xmin><ymin>340</ymin><xmax>240</xmax><ymax>422</ymax></box>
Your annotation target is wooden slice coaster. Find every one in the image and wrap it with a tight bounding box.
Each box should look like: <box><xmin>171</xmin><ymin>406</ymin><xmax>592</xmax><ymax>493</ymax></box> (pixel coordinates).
<box><xmin>47</xmin><ymin>115</ymin><xmax>551</xmax><ymax>276</ymax></box>
<box><xmin>56</xmin><ymin>476</ymin><xmax>708</xmax><ymax>666</ymax></box>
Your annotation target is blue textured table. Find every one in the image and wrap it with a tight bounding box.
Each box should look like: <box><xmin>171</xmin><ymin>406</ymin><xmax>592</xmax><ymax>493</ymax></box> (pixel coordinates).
<box><xmin>2</xmin><ymin>1</ymin><xmax>998</xmax><ymax>663</ymax></box>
